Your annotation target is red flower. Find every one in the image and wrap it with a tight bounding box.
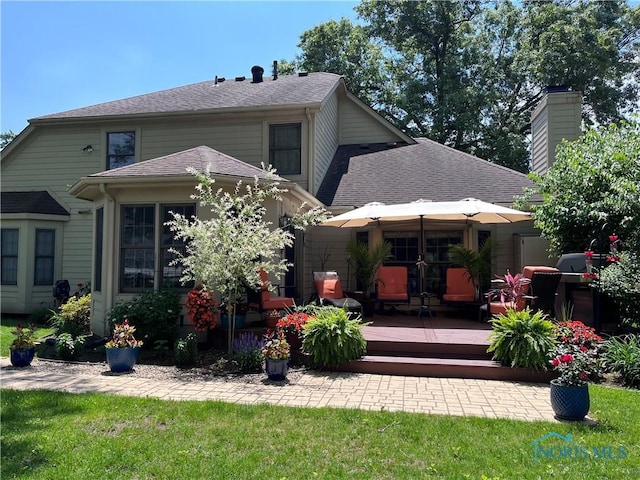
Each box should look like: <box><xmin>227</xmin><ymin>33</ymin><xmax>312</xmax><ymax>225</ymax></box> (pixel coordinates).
<box><xmin>584</xmin><ymin>250</ymin><xmax>594</xmax><ymax>258</ymax></box>
<box><xmin>560</xmin><ymin>353</ymin><xmax>574</xmax><ymax>363</ymax></box>
<box><xmin>186</xmin><ymin>286</ymin><xmax>219</xmax><ymax>332</ymax></box>
<box><xmin>609</xmin><ymin>235</ymin><xmax>618</xmax><ymax>242</ymax></box>
<box><xmin>551</xmin><ymin>358</ymin><xmax>560</xmax><ymax>367</ymax></box>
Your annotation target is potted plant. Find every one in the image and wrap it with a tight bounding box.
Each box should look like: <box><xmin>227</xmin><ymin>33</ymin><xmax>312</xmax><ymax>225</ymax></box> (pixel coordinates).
<box><xmin>549</xmin><ymin>321</ymin><xmax>603</xmax><ymax>421</ymax></box>
<box><xmin>264</xmin><ymin>309</ymin><xmax>282</xmax><ymax>329</ymax></box>
<box><xmin>261</xmin><ymin>329</ymin><xmax>290</xmax><ymax>380</ymax></box>
<box><xmin>346</xmin><ymin>240</ymin><xmax>392</xmax><ymax>316</ymax></box>
<box><xmin>105</xmin><ymin>319</ymin><xmax>144</xmax><ymax>372</ymax></box>
<box><xmin>10</xmin><ymin>323</ymin><xmax>38</xmax><ymax>367</ymax></box>
<box><xmin>275</xmin><ymin>311</ymin><xmax>312</xmax><ymax>353</ymax></box>
<box><xmin>185</xmin><ymin>285</ymin><xmax>219</xmax><ymax>332</ymax></box>
<box><xmin>491</xmin><ymin>269</ymin><xmax>531</xmax><ymax>309</ymax></box>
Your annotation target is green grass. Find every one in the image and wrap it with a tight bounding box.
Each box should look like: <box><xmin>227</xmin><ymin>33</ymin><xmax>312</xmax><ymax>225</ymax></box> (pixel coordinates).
<box><xmin>1</xmin><ymin>385</ymin><xmax>638</xmax><ymax>479</ymax></box>
<box><xmin>0</xmin><ymin>318</ymin><xmax>55</xmax><ymax>357</ymax></box>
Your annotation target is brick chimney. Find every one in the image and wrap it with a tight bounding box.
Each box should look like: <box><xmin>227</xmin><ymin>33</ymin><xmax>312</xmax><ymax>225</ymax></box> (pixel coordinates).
<box><xmin>531</xmin><ymin>87</ymin><xmax>582</xmax><ymax>174</ymax></box>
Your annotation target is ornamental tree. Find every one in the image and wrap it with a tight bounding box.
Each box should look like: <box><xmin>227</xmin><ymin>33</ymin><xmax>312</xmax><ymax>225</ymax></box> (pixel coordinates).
<box><xmin>517</xmin><ymin>119</ymin><xmax>640</xmax><ymax>255</ymax></box>
<box><xmin>165</xmin><ymin>166</ymin><xmax>327</xmax><ymax>357</ymax></box>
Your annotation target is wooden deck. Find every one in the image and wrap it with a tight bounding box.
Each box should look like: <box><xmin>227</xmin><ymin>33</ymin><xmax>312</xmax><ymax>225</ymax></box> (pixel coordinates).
<box><xmin>338</xmin><ymin>312</ymin><xmax>554</xmax><ymax>383</ymax></box>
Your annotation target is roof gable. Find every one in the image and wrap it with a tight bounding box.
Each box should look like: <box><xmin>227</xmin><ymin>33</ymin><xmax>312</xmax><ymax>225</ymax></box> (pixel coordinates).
<box><xmin>32</xmin><ymin>73</ymin><xmax>342</xmax><ymax>123</ymax></box>
<box><xmin>317</xmin><ymin>138</ymin><xmax>534</xmax><ymax>207</ymax></box>
<box><xmin>1</xmin><ymin>191</ymin><xmax>69</xmax><ymax>216</ymax></box>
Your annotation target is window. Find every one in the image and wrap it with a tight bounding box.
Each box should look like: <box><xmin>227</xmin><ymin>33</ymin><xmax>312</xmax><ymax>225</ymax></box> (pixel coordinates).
<box><xmin>120</xmin><ymin>206</ymin><xmax>154</xmax><ymax>292</ymax></box>
<box><xmin>120</xmin><ymin>204</ymin><xmax>196</xmax><ymax>292</ymax></box>
<box><xmin>161</xmin><ymin>204</ymin><xmax>195</xmax><ymax>289</ymax></box>
<box><xmin>34</xmin><ymin>229</ymin><xmax>55</xmax><ymax>285</ymax></box>
<box><xmin>94</xmin><ymin>208</ymin><xmax>103</xmax><ymax>292</ymax></box>
<box><xmin>1</xmin><ymin>229</ymin><xmax>19</xmax><ymax>285</ymax></box>
<box><xmin>107</xmin><ymin>131</ymin><xmax>135</xmax><ymax>169</ymax></box>
<box><xmin>269</xmin><ymin>123</ymin><xmax>301</xmax><ymax>174</ymax></box>
<box><xmin>384</xmin><ymin>232</ymin><xmax>419</xmax><ymax>295</ymax></box>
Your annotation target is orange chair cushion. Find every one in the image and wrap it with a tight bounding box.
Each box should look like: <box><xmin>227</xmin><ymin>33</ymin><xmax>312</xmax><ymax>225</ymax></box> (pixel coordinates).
<box><xmin>314</xmin><ymin>279</ymin><xmax>344</xmax><ymax>299</ymax></box>
<box><xmin>263</xmin><ymin>296</ymin><xmax>294</xmax><ymax>310</ymax></box>
<box><xmin>442</xmin><ymin>268</ymin><xmax>475</xmax><ymax>302</ymax></box>
<box><xmin>377</xmin><ymin>266</ymin><xmax>408</xmax><ymax>301</ymax></box>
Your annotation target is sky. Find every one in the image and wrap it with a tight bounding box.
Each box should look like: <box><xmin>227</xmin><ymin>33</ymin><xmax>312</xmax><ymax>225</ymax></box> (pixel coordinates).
<box><xmin>1</xmin><ymin>1</ymin><xmax>360</xmax><ymax>135</ymax></box>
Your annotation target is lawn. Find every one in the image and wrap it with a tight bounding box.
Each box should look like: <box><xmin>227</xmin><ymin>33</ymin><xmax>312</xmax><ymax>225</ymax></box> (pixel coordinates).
<box><xmin>1</xmin><ymin>385</ymin><xmax>638</xmax><ymax>479</ymax></box>
<box><xmin>0</xmin><ymin>318</ymin><xmax>55</xmax><ymax>357</ymax></box>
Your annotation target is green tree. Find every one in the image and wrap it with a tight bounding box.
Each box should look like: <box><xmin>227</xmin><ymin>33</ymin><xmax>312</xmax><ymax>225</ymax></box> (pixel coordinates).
<box><xmin>165</xmin><ymin>167</ymin><xmax>327</xmax><ymax>357</ymax></box>
<box><xmin>517</xmin><ymin>119</ymin><xmax>640</xmax><ymax>255</ymax></box>
<box><xmin>288</xmin><ymin>0</ymin><xmax>639</xmax><ymax>172</ymax></box>
<box><xmin>1</xmin><ymin>130</ymin><xmax>16</xmax><ymax>149</ymax></box>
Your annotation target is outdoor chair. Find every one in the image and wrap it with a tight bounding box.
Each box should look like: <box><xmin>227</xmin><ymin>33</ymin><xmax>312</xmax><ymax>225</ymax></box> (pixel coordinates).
<box><xmin>482</xmin><ymin>266</ymin><xmax>561</xmax><ymax>320</ymax></box>
<box><xmin>312</xmin><ymin>271</ymin><xmax>362</xmax><ymax>315</ymax></box>
<box><xmin>376</xmin><ymin>266</ymin><xmax>410</xmax><ymax>313</ymax></box>
<box><xmin>441</xmin><ymin>267</ymin><xmax>475</xmax><ymax>304</ymax></box>
<box><xmin>247</xmin><ymin>269</ymin><xmax>295</xmax><ymax>316</ymax></box>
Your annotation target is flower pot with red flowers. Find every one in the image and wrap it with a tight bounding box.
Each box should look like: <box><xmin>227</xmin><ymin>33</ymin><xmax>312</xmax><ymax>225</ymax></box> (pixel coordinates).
<box><xmin>262</xmin><ymin>330</ymin><xmax>290</xmax><ymax>381</ymax></box>
<box><xmin>264</xmin><ymin>310</ymin><xmax>281</xmax><ymax>329</ymax></box>
<box><xmin>10</xmin><ymin>323</ymin><xmax>38</xmax><ymax>367</ymax></box>
<box><xmin>549</xmin><ymin>321</ymin><xmax>603</xmax><ymax>420</ymax></box>
<box><xmin>275</xmin><ymin>311</ymin><xmax>311</xmax><ymax>353</ymax></box>
<box><xmin>105</xmin><ymin>319</ymin><xmax>144</xmax><ymax>372</ymax></box>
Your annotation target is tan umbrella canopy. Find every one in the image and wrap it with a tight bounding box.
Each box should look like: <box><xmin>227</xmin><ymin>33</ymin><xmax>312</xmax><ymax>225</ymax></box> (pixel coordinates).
<box><xmin>322</xmin><ymin>198</ymin><xmax>531</xmax><ymax>228</ymax></box>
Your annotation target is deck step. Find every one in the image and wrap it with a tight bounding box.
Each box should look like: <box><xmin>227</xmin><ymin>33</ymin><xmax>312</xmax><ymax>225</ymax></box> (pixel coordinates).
<box><xmin>366</xmin><ymin>340</ymin><xmax>491</xmax><ymax>360</ymax></box>
<box><xmin>340</xmin><ymin>355</ymin><xmax>555</xmax><ymax>383</ymax></box>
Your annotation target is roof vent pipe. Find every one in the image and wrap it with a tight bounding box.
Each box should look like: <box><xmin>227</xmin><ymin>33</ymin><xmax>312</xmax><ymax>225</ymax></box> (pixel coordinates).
<box><xmin>272</xmin><ymin>60</ymin><xmax>278</xmax><ymax>80</ymax></box>
<box><xmin>251</xmin><ymin>65</ymin><xmax>264</xmax><ymax>83</ymax></box>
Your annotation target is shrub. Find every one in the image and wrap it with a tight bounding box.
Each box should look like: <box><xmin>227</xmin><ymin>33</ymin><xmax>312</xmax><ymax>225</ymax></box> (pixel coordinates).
<box><xmin>174</xmin><ymin>333</ymin><xmax>198</xmax><ymax>368</ymax></box>
<box><xmin>28</xmin><ymin>307</ymin><xmax>54</xmax><ymax>325</ymax></box>
<box><xmin>302</xmin><ymin>306</ymin><xmax>367</xmax><ymax>368</ymax></box>
<box><xmin>233</xmin><ymin>332</ymin><xmax>264</xmax><ymax>372</ymax></box>
<box><xmin>50</xmin><ymin>294</ymin><xmax>91</xmax><ymax>336</ymax></box>
<box><xmin>107</xmin><ymin>290</ymin><xmax>180</xmax><ymax>348</ymax></box>
<box><xmin>55</xmin><ymin>333</ymin><xmax>85</xmax><ymax>360</ymax></box>
<box><xmin>601</xmin><ymin>334</ymin><xmax>640</xmax><ymax>388</ymax></box>
<box><xmin>487</xmin><ymin>308</ymin><xmax>557</xmax><ymax>370</ymax></box>
<box><xmin>599</xmin><ymin>252</ymin><xmax>640</xmax><ymax>329</ymax></box>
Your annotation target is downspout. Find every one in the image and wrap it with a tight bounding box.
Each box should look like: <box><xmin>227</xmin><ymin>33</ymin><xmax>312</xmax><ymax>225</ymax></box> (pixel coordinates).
<box><xmin>304</xmin><ymin>107</ymin><xmax>315</xmax><ymax>301</ymax></box>
<box><xmin>100</xmin><ymin>183</ymin><xmax>115</xmax><ymax>336</ymax></box>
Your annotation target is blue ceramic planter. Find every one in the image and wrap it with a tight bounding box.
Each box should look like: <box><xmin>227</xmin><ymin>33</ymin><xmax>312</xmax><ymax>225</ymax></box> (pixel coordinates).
<box><xmin>10</xmin><ymin>347</ymin><xmax>35</xmax><ymax>367</ymax></box>
<box><xmin>106</xmin><ymin>347</ymin><xmax>140</xmax><ymax>372</ymax></box>
<box><xmin>550</xmin><ymin>379</ymin><xmax>590</xmax><ymax>421</ymax></box>
<box><xmin>265</xmin><ymin>358</ymin><xmax>289</xmax><ymax>381</ymax></box>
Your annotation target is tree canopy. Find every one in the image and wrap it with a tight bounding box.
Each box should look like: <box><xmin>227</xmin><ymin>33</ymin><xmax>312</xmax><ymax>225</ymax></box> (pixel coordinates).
<box><xmin>517</xmin><ymin>119</ymin><xmax>640</xmax><ymax>255</ymax></box>
<box><xmin>289</xmin><ymin>0</ymin><xmax>640</xmax><ymax>172</ymax></box>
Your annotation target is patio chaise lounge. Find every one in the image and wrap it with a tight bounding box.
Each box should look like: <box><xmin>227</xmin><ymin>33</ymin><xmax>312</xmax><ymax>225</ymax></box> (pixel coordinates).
<box><xmin>312</xmin><ymin>271</ymin><xmax>362</xmax><ymax>315</ymax></box>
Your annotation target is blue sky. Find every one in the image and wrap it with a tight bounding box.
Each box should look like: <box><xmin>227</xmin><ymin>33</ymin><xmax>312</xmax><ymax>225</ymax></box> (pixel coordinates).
<box><xmin>1</xmin><ymin>1</ymin><xmax>359</xmax><ymax>135</ymax></box>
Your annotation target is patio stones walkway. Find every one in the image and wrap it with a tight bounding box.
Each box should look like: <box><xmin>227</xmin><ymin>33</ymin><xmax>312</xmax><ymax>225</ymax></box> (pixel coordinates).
<box><xmin>1</xmin><ymin>358</ymin><xmax>557</xmax><ymax>422</ymax></box>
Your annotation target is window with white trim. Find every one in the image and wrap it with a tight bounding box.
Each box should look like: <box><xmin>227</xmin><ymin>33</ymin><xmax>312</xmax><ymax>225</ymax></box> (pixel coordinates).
<box><xmin>269</xmin><ymin>123</ymin><xmax>301</xmax><ymax>174</ymax></box>
<box><xmin>1</xmin><ymin>229</ymin><xmax>19</xmax><ymax>285</ymax></box>
<box><xmin>120</xmin><ymin>205</ymin><xmax>155</xmax><ymax>292</ymax></box>
<box><xmin>34</xmin><ymin>229</ymin><xmax>55</xmax><ymax>285</ymax></box>
<box><xmin>161</xmin><ymin>204</ymin><xmax>195</xmax><ymax>289</ymax></box>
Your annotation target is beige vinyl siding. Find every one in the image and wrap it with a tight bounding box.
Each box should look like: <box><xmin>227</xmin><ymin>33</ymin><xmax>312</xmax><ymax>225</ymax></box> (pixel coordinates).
<box><xmin>338</xmin><ymin>97</ymin><xmax>404</xmax><ymax>145</ymax></box>
<box><xmin>1</xmin><ymin>126</ymin><xmax>99</xmax><ymax>301</ymax></box>
<box><xmin>314</xmin><ymin>94</ymin><xmax>339</xmax><ymax>194</ymax></box>
<box><xmin>137</xmin><ymin>119</ymin><xmax>264</xmax><ymax>167</ymax></box>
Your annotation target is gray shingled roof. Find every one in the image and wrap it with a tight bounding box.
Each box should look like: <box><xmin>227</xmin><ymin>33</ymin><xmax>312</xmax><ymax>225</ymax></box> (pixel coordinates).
<box><xmin>316</xmin><ymin>138</ymin><xmax>534</xmax><ymax>207</ymax></box>
<box><xmin>90</xmin><ymin>146</ymin><xmax>282</xmax><ymax>180</ymax></box>
<box><xmin>32</xmin><ymin>73</ymin><xmax>342</xmax><ymax>122</ymax></box>
<box><xmin>1</xmin><ymin>191</ymin><xmax>69</xmax><ymax>216</ymax></box>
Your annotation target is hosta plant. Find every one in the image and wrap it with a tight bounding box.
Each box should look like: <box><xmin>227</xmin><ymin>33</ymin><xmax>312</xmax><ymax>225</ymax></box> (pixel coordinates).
<box><xmin>601</xmin><ymin>334</ymin><xmax>640</xmax><ymax>388</ymax></box>
<box><xmin>487</xmin><ymin>308</ymin><xmax>556</xmax><ymax>370</ymax></box>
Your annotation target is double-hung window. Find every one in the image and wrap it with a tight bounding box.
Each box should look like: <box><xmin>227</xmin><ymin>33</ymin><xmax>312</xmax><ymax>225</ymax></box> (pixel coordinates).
<box><xmin>1</xmin><ymin>229</ymin><xmax>19</xmax><ymax>285</ymax></box>
<box><xmin>34</xmin><ymin>229</ymin><xmax>55</xmax><ymax>285</ymax></box>
<box><xmin>107</xmin><ymin>131</ymin><xmax>136</xmax><ymax>170</ymax></box>
<box><xmin>161</xmin><ymin>204</ymin><xmax>195</xmax><ymax>289</ymax></box>
<box><xmin>269</xmin><ymin>123</ymin><xmax>301</xmax><ymax>174</ymax></box>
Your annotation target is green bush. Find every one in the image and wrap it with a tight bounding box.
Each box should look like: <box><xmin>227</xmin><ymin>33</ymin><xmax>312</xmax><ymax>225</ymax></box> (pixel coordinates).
<box><xmin>54</xmin><ymin>333</ymin><xmax>85</xmax><ymax>361</ymax></box>
<box><xmin>487</xmin><ymin>308</ymin><xmax>557</xmax><ymax>370</ymax></box>
<box><xmin>599</xmin><ymin>252</ymin><xmax>640</xmax><ymax>329</ymax></box>
<box><xmin>107</xmin><ymin>290</ymin><xmax>180</xmax><ymax>348</ymax></box>
<box><xmin>28</xmin><ymin>307</ymin><xmax>54</xmax><ymax>325</ymax></box>
<box><xmin>50</xmin><ymin>294</ymin><xmax>91</xmax><ymax>336</ymax></box>
<box><xmin>174</xmin><ymin>333</ymin><xmax>198</xmax><ymax>368</ymax></box>
<box><xmin>602</xmin><ymin>334</ymin><xmax>640</xmax><ymax>388</ymax></box>
<box><xmin>302</xmin><ymin>306</ymin><xmax>367</xmax><ymax>368</ymax></box>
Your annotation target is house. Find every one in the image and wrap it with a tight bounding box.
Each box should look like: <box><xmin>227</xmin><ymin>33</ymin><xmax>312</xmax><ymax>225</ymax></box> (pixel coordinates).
<box><xmin>1</xmin><ymin>65</ymin><xmax>578</xmax><ymax>335</ymax></box>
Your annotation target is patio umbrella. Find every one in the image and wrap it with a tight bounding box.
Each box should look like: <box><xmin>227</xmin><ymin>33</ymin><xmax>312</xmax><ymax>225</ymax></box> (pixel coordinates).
<box><xmin>321</xmin><ymin>198</ymin><xmax>532</xmax><ymax>306</ymax></box>
<box><xmin>321</xmin><ymin>198</ymin><xmax>531</xmax><ymax>228</ymax></box>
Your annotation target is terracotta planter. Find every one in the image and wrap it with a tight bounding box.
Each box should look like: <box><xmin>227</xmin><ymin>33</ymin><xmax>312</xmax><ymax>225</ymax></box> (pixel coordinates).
<box><xmin>106</xmin><ymin>347</ymin><xmax>140</xmax><ymax>372</ymax></box>
<box><xmin>265</xmin><ymin>358</ymin><xmax>289</xmax><ymax>380</ymax></box>
<box><xmin>10</xmin><ymin>347</ymin><xmax>35</xmax><ymax>367</ymax></box>
<box><xmin>285</xmin><ymin>331</ymin><xmax>303</xmax><ymax>352</ymax></box>
<box><xmin>265</xmin><ymin>314</ymin><xmax>280</xmax><ymax>330</ymax></box>
<box><xmin>550</xmin><ymin>378</ymin><xmax>590</xmax><ymax>421</ymax></box>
